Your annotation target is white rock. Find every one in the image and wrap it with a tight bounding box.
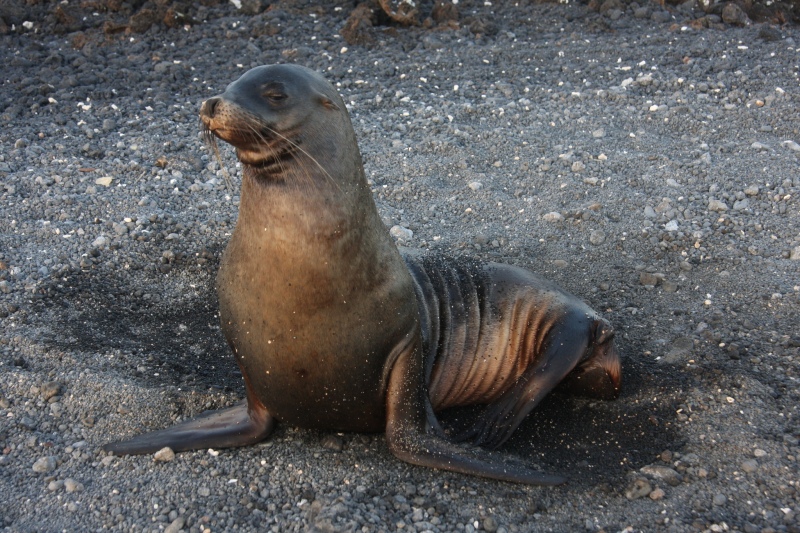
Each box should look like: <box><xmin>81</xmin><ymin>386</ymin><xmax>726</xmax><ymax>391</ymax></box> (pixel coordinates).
<box><xmin>153</xmin><ymin>447</ymin><xmax>176</xmax><ymax>462</ymax></box>
<box><xmin>542</xmin><ymin>212</ymin><xmax>564</xmax><ymax>223</ymax></box>
<box><xmin>390</xmin><ymin>225</ymin><xmax>413</xmax><ymax>241</ymax></box>
<box><xmin>782</xmin><ymin>140</ymin><xmax>800</xmax><ymax>152</ymax></box>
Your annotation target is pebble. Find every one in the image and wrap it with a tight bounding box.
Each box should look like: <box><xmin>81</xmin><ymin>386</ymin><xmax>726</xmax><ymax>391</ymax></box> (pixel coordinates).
<box><xmin>48</xmin><ymin>480</ymin><xmax>65</xmax><ymax>491</ymax></box>
<box><xmin>649</xmin><ymin>488</ymin><xmax>666</xmax><ymax>501</ymax></box>
<box><xmin>640</xmin><ymin>465</ymin><xmax>682</xmax><ymax>487</ymax></box>
<box><xmin>732</xmin><ymin>198</ymin><xmax>749</xmax><ymax>210</ymax></box>
<box><xmin>164</xmin><ymin>517</ymin><xmax>186</xmax><ymax>533</ymax></box>
<box><xmin>790</xmin><ymin>247</ymin><xmax>800</xmax><ymax>261</ymax></box>
<box><xmin>542</xmin><ymin>212</ymin><xmax>564</xmax><ymax>223</ymax></box>
<box><xmin>783</xmin><ymin>140</ymin><xmax>800</xmax><ymax>152</ymax></box>
<box><xmin>483</xmin><ymin>517</ymin><xmax>499</xmax><ymax>532</ymax></box>
<box><xmin>32</xmin><ymin>456</ymin><xmax>57</xmax><ymax>473</ymax></box>
<box><xmin>95</xmin><ymin>176</ymin><xmax>113</xmax><ymax>187</ymax></box>
<box><xmin>64</xmin><ymin>478</ymin><xmax>83</xmax><ymax>493</ymax></box>
<box><xmin>467</xmin><ymin>181</ymin><xmax>483</xmax><ymax>191</ymax></box>
<box><xmin>40</xmin><ymin>381</ymin><xmax>61</xmax><ymax>400</ymax></box>
<box><xmin>320</xmin><ymin>434</ymin><xmax>344</xmax><ymax>452</ymax></box>
<box><xmin>639</xmin><ymin>272</ymin><xmax>660</xmax><ymax>286</ymax></box>
<box><xmin>589</xmin><ymin>230</ymin><xmax>606</xmax><ymax>245</ymax></box>
<box><xmin>708</xmin><ymin>199</ymin><xmax>728</xmax><ymax>212</ymax></box>
<box><xmin>153</xmin><ymin>447</ymin><xmax>176</xmax><ymax>462</ymax></box>
<box><xmin>753</xmin><ymin>449</ymin><xmax>767</xmax><ymax>458</ymax></box>
<box><xmin>389</xmin><ymin>225</ymin><xmax>413</xmax><ymax>241</ymax></box>
<box><xmin>625</xmin><ymin>478</ymin><xmax>653</xmax><ymax>500</ymax></box>
<box><xmin>712</xmin><ymin>493</ymin><xmax>727</xmax><ymax>506</ymax></box>
<box><xmin>741</xmin><ymin>459</ymin><xmax>758</xmax><ymax>473</ymax></box>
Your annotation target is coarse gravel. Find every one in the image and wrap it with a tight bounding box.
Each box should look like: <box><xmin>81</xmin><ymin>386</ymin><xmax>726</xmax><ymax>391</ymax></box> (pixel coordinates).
<box><xmin>1</xmin><ymin>1</ymin><xmax>799</xmax><ymax>532</ymax></box>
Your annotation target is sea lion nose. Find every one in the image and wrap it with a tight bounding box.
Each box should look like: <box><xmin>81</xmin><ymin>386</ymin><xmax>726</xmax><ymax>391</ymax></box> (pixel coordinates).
<box><xmin>200</xmin><ymin>97</ymin><xmax>221</xmax><ymax>118</ymax></box>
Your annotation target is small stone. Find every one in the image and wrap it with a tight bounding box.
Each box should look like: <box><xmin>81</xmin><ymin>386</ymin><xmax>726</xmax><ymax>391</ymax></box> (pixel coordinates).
<box><xmin>571</xmin><ymin>161</ymin><xmax>585</xmax><ymax>172</ymax></box>
<box><xmin>644</xmin><ymin>206</ymin><xmax>657</xmax><ymax>219</ymax></box>
<box><xmin>64</xmin><ymin>478</ymin><xmax>83</xmax><ymax>493</ymax></box>
<box><xmin>753</xmin><ymin>448</ymin><xmax>767</xmax><ymax>458</ymax></box>
<box><xmin>640</xmin><ymin>465</ymin><xmax>682</xmax><ymax>486</ymax></box>
<box><xmin>553</xmin><ymin>259</ymin><xmax>568</xmax><ymax>268</ymax></box>
<box><xmin>750</xmin><ymin>141</ymin><xmax>769</xmax><ymax>151</ymax></box>
<box><xmin>639</xmin><ymin>272</ymin><xmax>660</xmax><ymax>286</ymax></box>
<box><xmin>662</xmin><ymin>280</ymin><xmax>678</xmax><ymax>293</ymax></box>
<box><xmin>649</xmin><ymin>487</ymin><xmax>665</xmax><ymax>500</ymax></box>
<box><xmin>483</xmin><ymin>517</ymin><xmax>499</xmax><ymax>533</ymax></box>
<box><xmin>542</xmin><ymin>212</ymin><xmax>563</xmax><ymax>223</ymax></box>
<box><xmin>625</xmin><ymin>478</ymin><xmax>652</xmax><ymax>500</ymax></box>
<box><xmin>592</xmin><ymin>128</ymin><xmax>605</xmax><ymax>138</ymax></box>
<box><xmin>153</xmin><ymin>447</ymin><xmax>175</xmax><ymax>462</ymax></box>
<box><xmin>164</xmin><ymin>516</ymin><xmax>186</xmax><ymax>533</ymax></box>
<box><xmin>664</xmin><ymin>220</ymin><xmax>679</xmax><ymax>232</ymax></box>
<box><xmin>712</xmin><ymin>493</ymin><xmax>727</xmax><ymax>506</ymax></box>
<box><xmin>589</xmin><ymin>230</ymin><xmax>606</xmax><ymax>245</ymax></box>
<box><xmin>40</xmin><ymin>381</ymin><xmax>61</xmax><ymax>400</ymax></box>
<box><xmin>320</xmin><ymin>434</ymin><xmax>344</xmax><ymax>452</ymax></box>
<box><xmin>95</xmin><ymin>176</ymin><xmax>113</xmax><ymax>187</ymax></box>
<box><xmin>744</xmin><ymin>185</ymin><xmax>760</xmax><ymax>196</ymax></box>
<box><xmin>92</xmin><ymin>235</ymin><xmax>109</xmax><ymax>248</ymax></box>
<box><xmin>467</xmin><ymin>181</ymin><xmax>483</xmax><ymax>191</ymax></box>
<box><xmin>708</xmin><ymin>199</ymin><xmax>728</xmax><ymax>212</ymax></box>
<box><xmin>651</xmin><ymin>10</ymin><xmax>671</xmax><ymax>22</ymax></box>
<box><xmin>390</xmin><ymin>225</ymin><xmax>413</xmax><ymax>241</ymax></box>
<box><xmin>32</xmin><ymin>456</ymin><xmax>57</xmax><ymax>473</ymax></box>
<box><xmin>783</xmin><ymin>140</ymin><xmax>800</xmax><ymax>152</ymax></box>
<box><xmin>48</xmin><ymin>480</ymin><xmax>65</xmax><ymax>491</ymax></box>
<box><xmin>790</xmin><ymin>247</ymin><xmax>800</xmax><ymax>261</ymax></box>
<box><xmin>732</xmin><ymin>198</ymin><xmax>749</xmax><ymax>211</ymax></box>
<box><xmin>741</xmin><ymin>459</ymin><xmax>758</xmax><ymax>473</ymax></box>
<box><xmin>198</xmin><ymin>486</ymin><xmax>211</xmax><ymax>497</ymax></box>
<box><xmin>722</xmin><ymin>2</ymin><xmax>749</xmax><ymax>25</ymax></box>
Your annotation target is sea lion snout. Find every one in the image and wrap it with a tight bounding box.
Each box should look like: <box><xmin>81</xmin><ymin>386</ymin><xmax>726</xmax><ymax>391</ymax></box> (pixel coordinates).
<box><xmin>200</xmin><ymin>97</ymin><xmax>222</xmax><ymax>120</ymax></box>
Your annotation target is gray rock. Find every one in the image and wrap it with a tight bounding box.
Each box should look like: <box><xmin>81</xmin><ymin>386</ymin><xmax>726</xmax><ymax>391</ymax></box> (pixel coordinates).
<box><xmin>32</xmin><ymin>456</ymin><xmax>57</xmax><ymax>473</ymax></box>
<box><xmin>640</xmin><ymin>465</ymin><xmax>682</xmax><ymax>486</ymax></box>
<box><xmin>741</xmin><ymin>459</ymin><xmax>758</xmax><ymax>473</ymax></box>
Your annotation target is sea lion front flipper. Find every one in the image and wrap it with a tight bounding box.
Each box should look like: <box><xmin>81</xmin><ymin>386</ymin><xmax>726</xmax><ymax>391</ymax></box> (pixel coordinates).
<box><xmin>103</xmin><ymin>400</ymin><xmax>275</xmax><ymax>455</ymax></box>
<box><xmin>384</xmin><ymin>338</ymin><xmax>566</xmax><ymax>486</ymax></box>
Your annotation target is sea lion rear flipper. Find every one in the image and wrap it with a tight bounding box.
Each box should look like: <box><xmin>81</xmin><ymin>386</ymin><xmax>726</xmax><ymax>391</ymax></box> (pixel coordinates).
<box><xmin>103</xmin><ymin>400</ymin><xmax>275</xmax><ymax>455</ymax></box>
<box><xmin>384</xmin><ymin>339</ymin><xmax>566</xmax><ymax>486</ymax></box>
<box><xmin>455</xmin><ymin>320</ymin><xmax>595</xmax><ymax>450</ymax></box>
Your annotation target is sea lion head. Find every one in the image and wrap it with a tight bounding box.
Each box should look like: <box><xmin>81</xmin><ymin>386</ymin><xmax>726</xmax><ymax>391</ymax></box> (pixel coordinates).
<box><xmin>559</xmin><ymin>318</ymin><xmax>622</xmax><ymax>400</ymax></box>
<box><xmin>200</xmin><ymin>64</ymin><xmax>360</xmax><ymax>187</ymax></box>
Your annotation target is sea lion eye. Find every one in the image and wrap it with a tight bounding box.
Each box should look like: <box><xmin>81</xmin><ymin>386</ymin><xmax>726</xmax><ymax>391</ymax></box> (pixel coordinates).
<box><xmin>262</xmin><ymin>83</ymin><xmax>288</xmax><ymax>104</ymax></box>
<box><xmin>265</xmin><ymin>92</ymin><xmax>287</xmax><ymax>103</ymax></box>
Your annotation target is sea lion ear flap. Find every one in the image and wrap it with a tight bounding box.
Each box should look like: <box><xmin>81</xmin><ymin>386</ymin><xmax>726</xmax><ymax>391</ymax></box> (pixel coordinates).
<box><xmin>317</xmin><ymin>92</ymin><xmax>340</xmax><ymax>111</ymax></box>
<box><xmin>592</xmin><ymin>318</ymin><xmax>615</xmax><ymax>345</ymax></box>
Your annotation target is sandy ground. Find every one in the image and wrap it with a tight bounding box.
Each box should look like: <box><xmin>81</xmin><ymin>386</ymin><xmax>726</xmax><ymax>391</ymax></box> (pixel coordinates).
<box><xmin>1</xmin><ymin>1</ymin><xmax>799</xmax><ymax>532</ymax></box>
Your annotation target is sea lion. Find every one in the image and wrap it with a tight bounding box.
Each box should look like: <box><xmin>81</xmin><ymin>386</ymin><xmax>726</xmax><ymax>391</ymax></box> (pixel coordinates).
<box><xmin>103</xmin><ymin>64</ymin><xmax>621</xmax><ymax>485</ymax></box>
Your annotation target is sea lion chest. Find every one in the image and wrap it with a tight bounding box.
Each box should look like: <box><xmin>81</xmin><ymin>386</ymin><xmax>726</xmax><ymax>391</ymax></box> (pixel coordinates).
<box><xmin>216</xmin><ymin>187</ymin><xmax>417</xmax><ymax>433</ymax></box>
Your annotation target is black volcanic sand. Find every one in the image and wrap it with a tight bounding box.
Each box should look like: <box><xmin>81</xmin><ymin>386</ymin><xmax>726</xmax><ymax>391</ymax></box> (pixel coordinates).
<box><xmin>0</xmin><ymin>1</ymin><xmax>799</xmax><ymax>532</ymax></box>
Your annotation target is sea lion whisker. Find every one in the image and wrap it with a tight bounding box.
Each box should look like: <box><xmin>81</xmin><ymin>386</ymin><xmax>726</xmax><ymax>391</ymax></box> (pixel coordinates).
<box><xmin>261</xmin><ymin>124</ymin><xmax>340</xmax><ymax>191</ymax></box>
<box><xmin>201</xmin><ymin>124</ymin><xmax>233</xmax><ymax>189</ymax></box>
